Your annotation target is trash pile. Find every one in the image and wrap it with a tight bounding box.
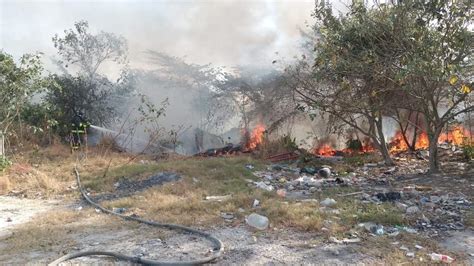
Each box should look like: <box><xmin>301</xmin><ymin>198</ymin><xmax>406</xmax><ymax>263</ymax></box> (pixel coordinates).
<box><xmin>246</xmin><ymin>159</ymin><xmax>472</xmax><ymax>238</ymax></box>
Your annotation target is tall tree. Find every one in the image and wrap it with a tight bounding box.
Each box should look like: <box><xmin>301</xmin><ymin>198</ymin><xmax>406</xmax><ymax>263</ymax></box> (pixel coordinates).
<box><xmin>48</xmin><ymin>21</ymin><xmax>131</xmax><ymax>129</ymax></box>
<box><xmin>52</xmin><ymin>20</ymin><xmax>127</xmax><ymax>79</ymax></box>
<box><xmin>390</xmin><ymin>0</ymin><xmax>473</xmax><ymax>172</ymax></box>
<box><xmin>0</xmin><ymin>51</ymin><xmax>45</xmax><ymax>152</ymax></box>
<box><xmin>290</xmin><ymin>2</ymin><xmax>408</xmax><ymax>165</ymax></box>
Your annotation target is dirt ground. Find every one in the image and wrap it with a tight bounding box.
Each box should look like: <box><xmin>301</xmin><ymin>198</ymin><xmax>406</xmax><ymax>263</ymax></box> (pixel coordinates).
<box><xmin>0</xmin><ymin>183</ymin><xmax>472</xmax><ymax>265</ymax></box>
<box><xmin>0</xmin><ymin>149</ymin><xmax>472</xmax><ymax>265</ymax></box>
<box><xmin>0</xmin><ymin>196</ymin><xmax>373</xmax><ymax>265</ymax></box>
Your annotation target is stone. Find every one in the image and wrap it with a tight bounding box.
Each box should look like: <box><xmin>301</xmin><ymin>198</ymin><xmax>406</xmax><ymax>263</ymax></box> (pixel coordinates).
<box><xmin>320</xmin><ymin>198</ymin><xmax>337</xmax><ymax>207</ymax></box>
<box><xmin>246</xmin><ymin>213</ymin><xmax>269</xmax><ymax>230</ymax></box>
<box><xmin>406</xmin><ymin>206</ymin><xmax>420</xmax><ymax>214</ymax></box>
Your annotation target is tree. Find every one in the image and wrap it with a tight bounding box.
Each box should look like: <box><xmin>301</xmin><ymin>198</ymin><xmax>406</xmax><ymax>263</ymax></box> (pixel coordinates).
<box><xmin>52</xmin><ymin>20</ymin><xmax>127</xmax><ymax>79</ymax></box>
<box><xmin>388</xmin><ymin>0</ymin><xmax>473</xmax><ymax>172</ymax></box>
<box><xmin>48</xmin><ymin>21</ymin><xmax>131</xmax><ymax>131</ymax></box>
<box><xmin>0</xmin><ymin>51</ymin><xmax>45</xmax><ymax>152</ymax></box>
<box><xmin>290</xmin><ymin>2</ymin><xmax>409</xmax><ymax>165</ymax></box>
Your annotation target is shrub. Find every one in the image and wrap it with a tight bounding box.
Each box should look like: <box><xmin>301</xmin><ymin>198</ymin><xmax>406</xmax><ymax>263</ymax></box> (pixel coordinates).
<box><xmin>0</xmin><ymin>156</ymin><xmax>12</xmax><ymax>171</ymax></box>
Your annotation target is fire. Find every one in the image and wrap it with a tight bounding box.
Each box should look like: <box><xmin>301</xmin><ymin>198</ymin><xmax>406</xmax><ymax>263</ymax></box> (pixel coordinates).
<box><xmin>361</xmin><ymin>144</ymin><xmax>376</xmax><ymax>153</ymax></box>
<box><xmin>314</xmin><ymin>143</ymin><xmax>336</xmax><ymax>156</ymax></box>
<box><xmin>439</xmin><ymin>125</ymin><xmax>471</xmax><ymax>145</ymax></box>
<box><xmin>246</xmin><ymin>124</ymin><xmax>266</xmax><ymax>150</ymax></box>
<box><xmin>389</xmin><ymin>125</ymin><xmax>471</xmax><ymax>153</ymax></box>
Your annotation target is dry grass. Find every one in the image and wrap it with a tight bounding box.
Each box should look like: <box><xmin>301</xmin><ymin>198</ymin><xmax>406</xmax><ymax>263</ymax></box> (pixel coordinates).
<box><xmin>0</xmin><ymin>144</ymin><xmax>132</xmax><ymax>197</ymax></box>
<box><xmin>0</xmin><ymin>144</ymin><xmax>407</xmax><ymax>234</ymax></box>
<box><xmin>99</xmin><ymin>157</ymin><xmax>405</xmax><ymax>233</ymax></box>
<box><xmin>2</xmin><ymin>143</ymin><xmax>470</xmax><ymax>265</ymax></box>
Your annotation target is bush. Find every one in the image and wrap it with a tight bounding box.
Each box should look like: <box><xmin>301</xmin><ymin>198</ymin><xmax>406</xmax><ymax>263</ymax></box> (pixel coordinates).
<box><xmin>0</xmin><ymin>156</ymin><xmax>11</xmax><ymax>171</ymax></box>
<box><xmin>462</xmin><ymin>144</ymin><xmax>474</xmax><ymax>160</ymax></box>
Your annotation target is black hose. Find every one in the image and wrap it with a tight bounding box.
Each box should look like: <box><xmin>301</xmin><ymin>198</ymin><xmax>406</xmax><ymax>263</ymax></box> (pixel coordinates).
<box><xmin>49</xmin><ymin>166</ymin><xmax>224</xmax><ymax>265</ymax></box>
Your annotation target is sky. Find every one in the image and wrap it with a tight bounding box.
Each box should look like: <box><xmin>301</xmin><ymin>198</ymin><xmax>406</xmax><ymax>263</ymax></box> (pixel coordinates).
<box><xmin>0</xmin><ymin>0</ymin><xmax>350</xmax><ymax>71</ymax></box>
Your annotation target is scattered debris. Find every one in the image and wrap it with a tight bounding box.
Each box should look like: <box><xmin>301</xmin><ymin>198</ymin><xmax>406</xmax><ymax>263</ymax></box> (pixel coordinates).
<box><xmin>255</xmin><ymin>181</ymin><xmax>274</xmax><ymax>192</ymax></box>
<box><xmin>205</xmin><ymin>195</ymin><xmax>232</xmax><ymax>202</ymax></box>
<box><xmin>246</xmin><ymin>213</ymin><xmax>269</xmax><ymax>230</ymax></box>
<box><xmin>6</xmin><ymin>217</ymin><xmax>12</xmax><ymax>222</ymax></box>
<box><xmin>245</xmin><ymin>164</ymin><xmax>255</xmax><ymax>170</ymax></box>
<box><xmin>252</xmin><ymin>199</ymin><xmax>260</xmax><ymax>208</ymax></box>
<box><xmin>406</xmin><ymin>206</ymin><xmax>420</xmax><ymax>214</ymax></box>
<box><xmin>266</xmin><ymin>152</ymin><xmax>299</xmax><ymax>162</ymax></box>
<box><xmin>361</xmin><ymin>222</ymin><xmax>384</xmax><ymax>235</ymax></box>
<box><xmin>406</xmin><ymin>252</ymin><xmax>415</xmax><ymax>258</ymax></box>
<box><xmin>329</xmin><ymin>237</ymin><xmax>361</xmax><ymax>244</ymax></box>
<box><xmin>318</xmin><ymin>167</ymin><xmax>331</xmax><ymax>178</ymax></box>
<box><xmin>375</xmin><ymin>192</ymin><xmax>401</xmax><ymax>202</ymax></box>
<box><xmin>276</xmin><ymin>189</ymin><xmax>286</xmax><ymax>197</ymax></box>
<box><xmin>112</xmin><ymin>207</ymin><xmax>127</xmax><ymax>214</ymax></box>
<box><xmin>320</xmin><ymin>198</ymin><xmax>337</xmax><ymax>208</ymax></box>
<box><xmin>429</xmin><ymin>253</ymin><xmax>455</xmax><ymax>263</ymax></box>
<box><xmin>220</xmin><ymin>212</ymin><xmax>234</xmax><ymax>220</ymax></box>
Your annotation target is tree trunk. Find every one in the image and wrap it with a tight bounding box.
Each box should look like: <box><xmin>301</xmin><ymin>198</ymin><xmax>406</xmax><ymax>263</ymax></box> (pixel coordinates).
<box><xmin>427</xmin><ymin>127</ymin><xmax>442</xmax><ymax>173</ymax></box>
<box><xmin>374</xmin><ymin>116</ymin><xmax>395</xmax><ymax>166</ymax></box>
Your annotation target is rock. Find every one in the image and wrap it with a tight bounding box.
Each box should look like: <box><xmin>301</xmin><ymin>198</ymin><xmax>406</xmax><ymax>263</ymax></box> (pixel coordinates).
<box><xmin>320</xmin><ymin>198</ymin><xmax>337</xmax><ymax>207</ymax></box>
<box><xmin>406</xmin><ymin>252</ymin><xmax>415</xmax><ymax>258</ymax></box>
<box><xmin>309</xmin><ymin>187</ymin><xmax>319</xmax><ymax>193</ymax></box>
<box><xmin>318</xmin><ymin>167</ymin><xmax>331</xmax><ymax>178</ymax></box>
<box><xmin>406</xmin><ymin>206</ymin><xmax>420</xmax><ymax>214</ymax></box>
<box><xmin>6</xmin><ymin>217</ymin><xmax>12</xmax><ymax>222</ymax></box>
<box><xmin>246</xmin><ymin>213</ymin><xmax>269</xmax><ymax>230</ymax></box>
<box><xmin>238</xmin><ymin>208</ymin><xmax>245</xmax><ymax>213</ymax></box>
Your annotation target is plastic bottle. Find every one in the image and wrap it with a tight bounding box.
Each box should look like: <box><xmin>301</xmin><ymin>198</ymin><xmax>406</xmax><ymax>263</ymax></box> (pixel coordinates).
<box><xmin>429</xmin><ymin>253</ymin><xmax>454</xmax><ymax>263</ymax></box>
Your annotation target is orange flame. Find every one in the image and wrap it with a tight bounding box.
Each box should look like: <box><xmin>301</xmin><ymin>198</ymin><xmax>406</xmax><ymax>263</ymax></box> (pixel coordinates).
<box><xmin>390</xmin><ymin>125</ymin><xmax>471</xmax><ymax>153</ymax></box>
<box><xmin>246</xmin><ymin>124</ymin><xmax>266</xmax><ymax>150</ymax></box>
<box><xmin>314</xmin><ymin>143</ymin><xmax>336</xmax><ymax>156</ymax></box>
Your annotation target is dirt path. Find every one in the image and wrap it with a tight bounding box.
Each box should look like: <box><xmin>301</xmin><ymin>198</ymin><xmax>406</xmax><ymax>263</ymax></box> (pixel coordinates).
<box><xmin>0</xmin><ymin>196</ymin><xmax>60</xmax><ymax>240</ymax></box>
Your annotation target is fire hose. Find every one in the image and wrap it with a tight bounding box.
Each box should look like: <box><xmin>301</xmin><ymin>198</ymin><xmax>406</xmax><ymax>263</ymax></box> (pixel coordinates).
<box><xmin>49</xmin><ymin>165</ymin><xmax>224</xmax><ymax>265</ymax></box>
